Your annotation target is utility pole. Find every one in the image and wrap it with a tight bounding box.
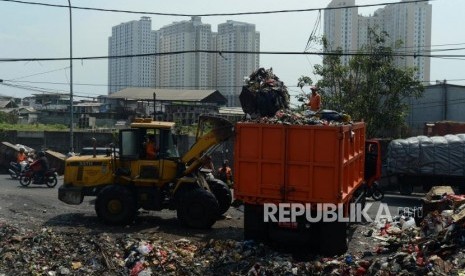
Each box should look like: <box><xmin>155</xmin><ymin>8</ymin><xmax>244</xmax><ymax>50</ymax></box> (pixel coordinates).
<box><xmin>68</xmin><ymin>0</ymin><xmax>74</xmax><ymax>153</ymax></box>
<box><xmin>443</xmin><ymin>79</ymin><xmax>448</xmax><ymax>121</ymax></box>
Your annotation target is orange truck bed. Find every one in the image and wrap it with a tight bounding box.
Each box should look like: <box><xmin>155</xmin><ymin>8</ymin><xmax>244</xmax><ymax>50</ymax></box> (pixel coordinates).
<box><xmin>233</xmin><ymin>122</ymin><xmax>366</xmax><ymax>205</ymax></box>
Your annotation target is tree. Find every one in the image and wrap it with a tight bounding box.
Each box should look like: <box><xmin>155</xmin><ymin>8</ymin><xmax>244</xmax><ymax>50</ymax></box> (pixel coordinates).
<box><xmin>303</xmin><ymin>28</ymin><xmax>424</xmax><ymax>138</ymax></box>
<box><xmin>0</xmin><ymin>111</ymin><xmax>18</xmax><ymax>124</ymax></box>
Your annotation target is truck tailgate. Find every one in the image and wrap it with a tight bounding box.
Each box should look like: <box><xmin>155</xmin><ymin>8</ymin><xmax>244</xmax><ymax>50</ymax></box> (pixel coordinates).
<box><xmin>233</xmin><ymin>122</ymin><xmax>365</xmax><ymax>204</ymax></box>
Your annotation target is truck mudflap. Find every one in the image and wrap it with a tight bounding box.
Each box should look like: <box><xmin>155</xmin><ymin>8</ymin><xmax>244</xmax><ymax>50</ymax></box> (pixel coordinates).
<box><xmin>58</xmin><ymin>185</ymin><xmax>84</xmax><ymax>205</ymax></box>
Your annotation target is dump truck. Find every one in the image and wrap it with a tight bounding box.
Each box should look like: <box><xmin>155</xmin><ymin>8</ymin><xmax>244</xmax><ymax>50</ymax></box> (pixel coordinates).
<box><xmin>233</xmin><ymin>121</ymin><xmax>376</xmax><ymax>255</ymax></box>
<box><xmin>58</xmin><ymin>115</ymin><xmax>234</xmax><ymax>229</ymax></box>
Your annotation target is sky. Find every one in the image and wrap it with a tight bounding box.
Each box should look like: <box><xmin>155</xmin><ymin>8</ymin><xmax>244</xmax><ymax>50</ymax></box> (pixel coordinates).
<box><xmin>0</xmin><ymin>0</ymin><xmax>464</xmax><ymax>103</ymax></box>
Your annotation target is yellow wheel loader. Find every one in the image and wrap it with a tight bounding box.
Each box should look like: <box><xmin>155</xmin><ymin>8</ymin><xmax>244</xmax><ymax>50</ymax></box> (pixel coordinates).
<box><xmin>58</xmin><ymin>115</ymin><xmax>234</xmax><ymax>229</ymax></box>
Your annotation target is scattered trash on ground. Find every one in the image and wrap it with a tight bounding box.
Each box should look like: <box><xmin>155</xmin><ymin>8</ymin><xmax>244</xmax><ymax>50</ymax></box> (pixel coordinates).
<box><xmin>3</xmin><ymin>186</ymin><xmax>465</xmax><ymax>276</ymax></box>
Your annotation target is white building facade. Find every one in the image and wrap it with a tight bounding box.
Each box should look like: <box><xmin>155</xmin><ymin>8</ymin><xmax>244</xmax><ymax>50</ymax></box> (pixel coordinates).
<box><xmin>108</xmin><ymin>17</ymin><xmax>260</xmax><ymax>107</ymax></box>
<box><xmin>108</xmin><ymin>17</ymin><xmax>156</xmax><ymax>94</ymax></box>
<box><xmin>324</xmin><ymin>0</ymin><xmax>359</xmax><ymax>66</ymax></box>
<box><xmin>156</xmin><ymin>16</ymin><xmax>213</xmax><ymax>90</ymax></box>
<box><xmin>324</xmin><ymin>0</ymin><xmax>432</xmax><ymax>82</ymax></box>
<box><xmin>216</xmin><ymin>20</ymin><xmax>260</xmax><ymax>107</ymax></box>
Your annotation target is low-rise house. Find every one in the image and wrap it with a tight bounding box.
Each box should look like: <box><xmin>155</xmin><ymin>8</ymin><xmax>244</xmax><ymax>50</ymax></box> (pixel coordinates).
<box><xmin>108</xmin><ymin>88</ymin><xmax>227</xmax><ymax>125</ymax></box>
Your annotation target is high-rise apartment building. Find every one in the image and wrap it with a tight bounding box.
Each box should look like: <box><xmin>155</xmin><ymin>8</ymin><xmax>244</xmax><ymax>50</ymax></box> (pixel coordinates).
<box><xmin>324</xmin><ymin>0</ymin><xmax>432</xmax><ymax>82</ymax></box>
<box><xmin>108</xmin><ymin>17</ymin><xmax>260</xmax><ymax>107</ymax></box>
<box><xmin>108</xmin><ymin>17</ymin><xmax>156</xmax><ymax>94</ymax></box>
<box><xmin>156</xmin><ymin>16</ymin><xmax>213</xmax><ymax>90</ymax></box>
<box><xmin>324</xmin><ymin>0</ymin><xmax>359</xmax><ymax>65</ymax></box>
<box><xmin>382</xmin><ymin>0</ymin><xmax>432</xmax><ymax>82</ymax></box>
<box><xmin>216</xmin><ymin>20</ymin><xmax>260</xmax><ymax>107</ymax></box>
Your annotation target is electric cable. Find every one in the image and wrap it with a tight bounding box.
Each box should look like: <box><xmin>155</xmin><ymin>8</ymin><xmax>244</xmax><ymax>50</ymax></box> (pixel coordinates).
<box><xmin>0</xmin><ymin>0</ymin><xmax>432</xmax><ymax>17</ymax></box>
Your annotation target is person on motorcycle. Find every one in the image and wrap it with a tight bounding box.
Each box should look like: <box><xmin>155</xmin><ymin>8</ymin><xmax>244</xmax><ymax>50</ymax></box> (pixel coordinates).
<box><xmin>30</xmin><ymin>151</ymin><xmax>49</xmax><ymax>183</ymax></box>
<box><xmin>17</xmin><ymin>147</ymin><xmax>28</xmax><ymax>163</ymax></box>
<box><xmin>9</xmin><ymin>147</ymin><xmax>30</xmax><ymax>179</ymax></box>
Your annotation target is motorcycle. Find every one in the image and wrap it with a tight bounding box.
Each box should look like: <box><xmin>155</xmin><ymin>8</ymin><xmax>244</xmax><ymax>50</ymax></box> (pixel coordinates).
<box><xmin>19</xmin><ymin>165</ymin><xmax>58</xmax><ymax>188</ymax></box>
<box><xmin>365</xmin><ymin>181</ymin><xmax>384</xmax><ymax>201</ymax></box>
<box><xmin>8</xmin><ymin>159</ymin><xmax>32</xmax><ymax>179</ymax></box>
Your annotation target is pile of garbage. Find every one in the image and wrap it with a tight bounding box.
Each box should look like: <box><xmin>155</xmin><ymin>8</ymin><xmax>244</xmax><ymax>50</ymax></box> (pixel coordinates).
<box><xmin>2</xmin><ymin>212</ymin><xmax>465</xmax><ymax>275</ymax></box>
<box><xmin>241</xmin><ymin>109</ymin><xmax>352</xmax><ymax>126</ymax></box>
<box><xmin>239</xmin><ymin>67</ymin><xmax>290</xmax><ymax>118</ymax></box>
<box><xmin>3</xmin><ymin>186</ymin><xmax>465</xmax><ymax>275</ymax></box>
<box><xmin>239</xmin><ymin>68</ymin><xmax>351</xmax><ymax>126</ymax></box>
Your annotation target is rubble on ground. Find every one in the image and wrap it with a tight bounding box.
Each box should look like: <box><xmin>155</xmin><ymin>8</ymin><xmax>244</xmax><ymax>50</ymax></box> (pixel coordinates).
<box><xmin>2</xmin><ymin>186</ymin><xmax>465</xmax><ymax>275</ymax></box>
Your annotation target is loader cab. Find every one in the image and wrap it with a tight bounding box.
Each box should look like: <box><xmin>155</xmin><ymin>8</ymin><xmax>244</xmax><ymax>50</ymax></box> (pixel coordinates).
<box><xmin>119</xmin><ymin>119</ymin><xmax>179</xmax><ymax>160</ymax></box>
<box><xmin>118</xmin><ymin>118</ymin><xmax>180</xmax><ymax>185</ymax></box>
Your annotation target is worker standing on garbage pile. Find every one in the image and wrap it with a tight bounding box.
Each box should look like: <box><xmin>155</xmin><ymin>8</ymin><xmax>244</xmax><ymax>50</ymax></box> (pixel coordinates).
<box><xmin>307</xmin><ymin>86</ymin><xmax>322</xmax><ymax>112</ymax></box>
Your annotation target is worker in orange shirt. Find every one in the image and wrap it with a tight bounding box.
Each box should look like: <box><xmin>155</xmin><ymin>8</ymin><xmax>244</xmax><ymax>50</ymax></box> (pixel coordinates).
<box><xmin>307</xmin><ymin>85</ymin><xmax>322</xmax><ymax>112</ymax></box>
<box><xmin>17</xmin><ymin>147</ymin><xmax>28</xmax><ymax>163</ymax></box>
<box><xmin>145</xmin><ymin>134</ymin><xmax>158</xmax><ymax>159</ymax></box>
<box><xmin>217</xmin><ymin>159</ymin><xmax>232</xmax><ymax>187</ymax></box>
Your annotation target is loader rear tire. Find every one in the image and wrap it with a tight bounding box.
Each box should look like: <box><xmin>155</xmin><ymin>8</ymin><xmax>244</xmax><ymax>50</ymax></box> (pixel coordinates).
<box><xmin>177</xmin><ymin>187</ymin><xmax>219</xmax><ymax>229</ymax></box>
<box><xmin>95</xmin><ymin>185</ymin><xmax>137</xmax><ymax>225</ymax></box>
<box><xmin>208</xmin><ymin>179</ymin><xmax>232</xmax><ymax>215</ymax></box>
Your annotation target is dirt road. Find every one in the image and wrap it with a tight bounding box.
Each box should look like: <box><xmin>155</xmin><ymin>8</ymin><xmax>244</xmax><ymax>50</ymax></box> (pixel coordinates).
<box><xmin>0</xmin><ymin>175</ymin><xmax>244</xmax><ymax>242</ymax></box>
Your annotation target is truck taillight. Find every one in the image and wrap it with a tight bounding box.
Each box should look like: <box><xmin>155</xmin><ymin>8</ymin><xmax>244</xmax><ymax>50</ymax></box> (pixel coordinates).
<box><xmin>278</xmin><ymin>222</ymin><xmax>298</xmax><ymax>229</ymax></box>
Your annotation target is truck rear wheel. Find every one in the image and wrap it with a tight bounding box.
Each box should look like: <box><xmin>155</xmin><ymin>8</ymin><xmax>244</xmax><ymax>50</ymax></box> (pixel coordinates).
<box><xmin>208</xmin><ymin>179</ymin><xmax>232</xmax><ymax>215</ymax></box>
<box><xmin>95</xmin><ymin>185</ymin><xmax>137</xmax><ymax>225</ymax></box>
<box><xmin>244</xmin><ymin>203</ymin><xmax>268</xmax><ymax>242</ymax></box>
<box><xmin>398</xmin><ymin>176</ymin><xmax>413</xmax><ymax>195</ymax></box>
<box><xmin>319</xmin><ymin>221</ymin><xmax>348</xmax><ymax>256</ymax></box>
<box><xmin>177</xmin><ymin>187</ymin><xmax>219</xmax><ymax>229</ymax></box>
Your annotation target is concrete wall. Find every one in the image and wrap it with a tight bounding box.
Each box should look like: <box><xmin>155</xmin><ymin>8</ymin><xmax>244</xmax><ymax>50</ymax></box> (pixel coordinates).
<box><xmin>406</xmin><ymin>84</ymin><xmax>465</xmax><ymax>135</ymax></box>
<box><xmin>0</xmin><ymin>130</ymin><xmax>235</xmax><ymax>174</ymax></box>
<box><xmin>0</xmin><ymin>130</ymin><xmax>116</xmax><ymax>154</ymax></box>
<box><xmin>0</xmin><ymin>130</ymin><xmax>205</xmax><ymax>157</ymax></box>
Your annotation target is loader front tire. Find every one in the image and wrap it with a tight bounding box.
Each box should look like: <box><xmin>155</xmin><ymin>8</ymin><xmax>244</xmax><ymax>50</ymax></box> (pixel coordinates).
<box><xmin>208</xmin><ymin>179</ymin><xmax>232</xmax><ymax>215</ymax></box>
<box><xmin>95</xmin><ymin>185</ymin><xmax>137</xmax><ymax>225</ymax></box>
<box><xmin>177</xmin><ymin>187</ymin><xmax>219</xmax><ymax>229</ymax></box>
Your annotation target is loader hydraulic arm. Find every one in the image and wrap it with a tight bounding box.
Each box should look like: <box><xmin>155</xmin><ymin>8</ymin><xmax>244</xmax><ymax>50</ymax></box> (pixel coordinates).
<box><xmin>181</xmin><ymin>115</ymin><xmax>234</xmax><ymax>175</ymax></box>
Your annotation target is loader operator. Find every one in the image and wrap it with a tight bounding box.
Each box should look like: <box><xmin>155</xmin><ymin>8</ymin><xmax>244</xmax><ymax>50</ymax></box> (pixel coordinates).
<box><xmin>145</xmin><ymin>134</ymin><xmax>158</xmax><ymax>160</ymax></box>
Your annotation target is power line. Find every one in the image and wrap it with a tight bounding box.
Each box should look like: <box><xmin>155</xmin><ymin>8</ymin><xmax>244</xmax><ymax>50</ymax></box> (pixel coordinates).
<box><xmin>0</xmin><ymin>0</ymin><xmax>432</xmax><ymax>17</ymax></box>
<box><xmin>6</xmin><ymin>66</ymin><xmax>70</xmax><ymax>81</ymax></box>
<box><xmin>0</xmin><ymin>82</ymin><xmax>101</xmax><ymax>99</ymax></box>
<box><xmin>3</xmin><ymin>48</ymin><xmax>465</xmax><ymax>63</ymax></box>
<box><xmin>5</xmin><ymin>79</ymin><xmax>463</xmax><ymax>89</ymax></box>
